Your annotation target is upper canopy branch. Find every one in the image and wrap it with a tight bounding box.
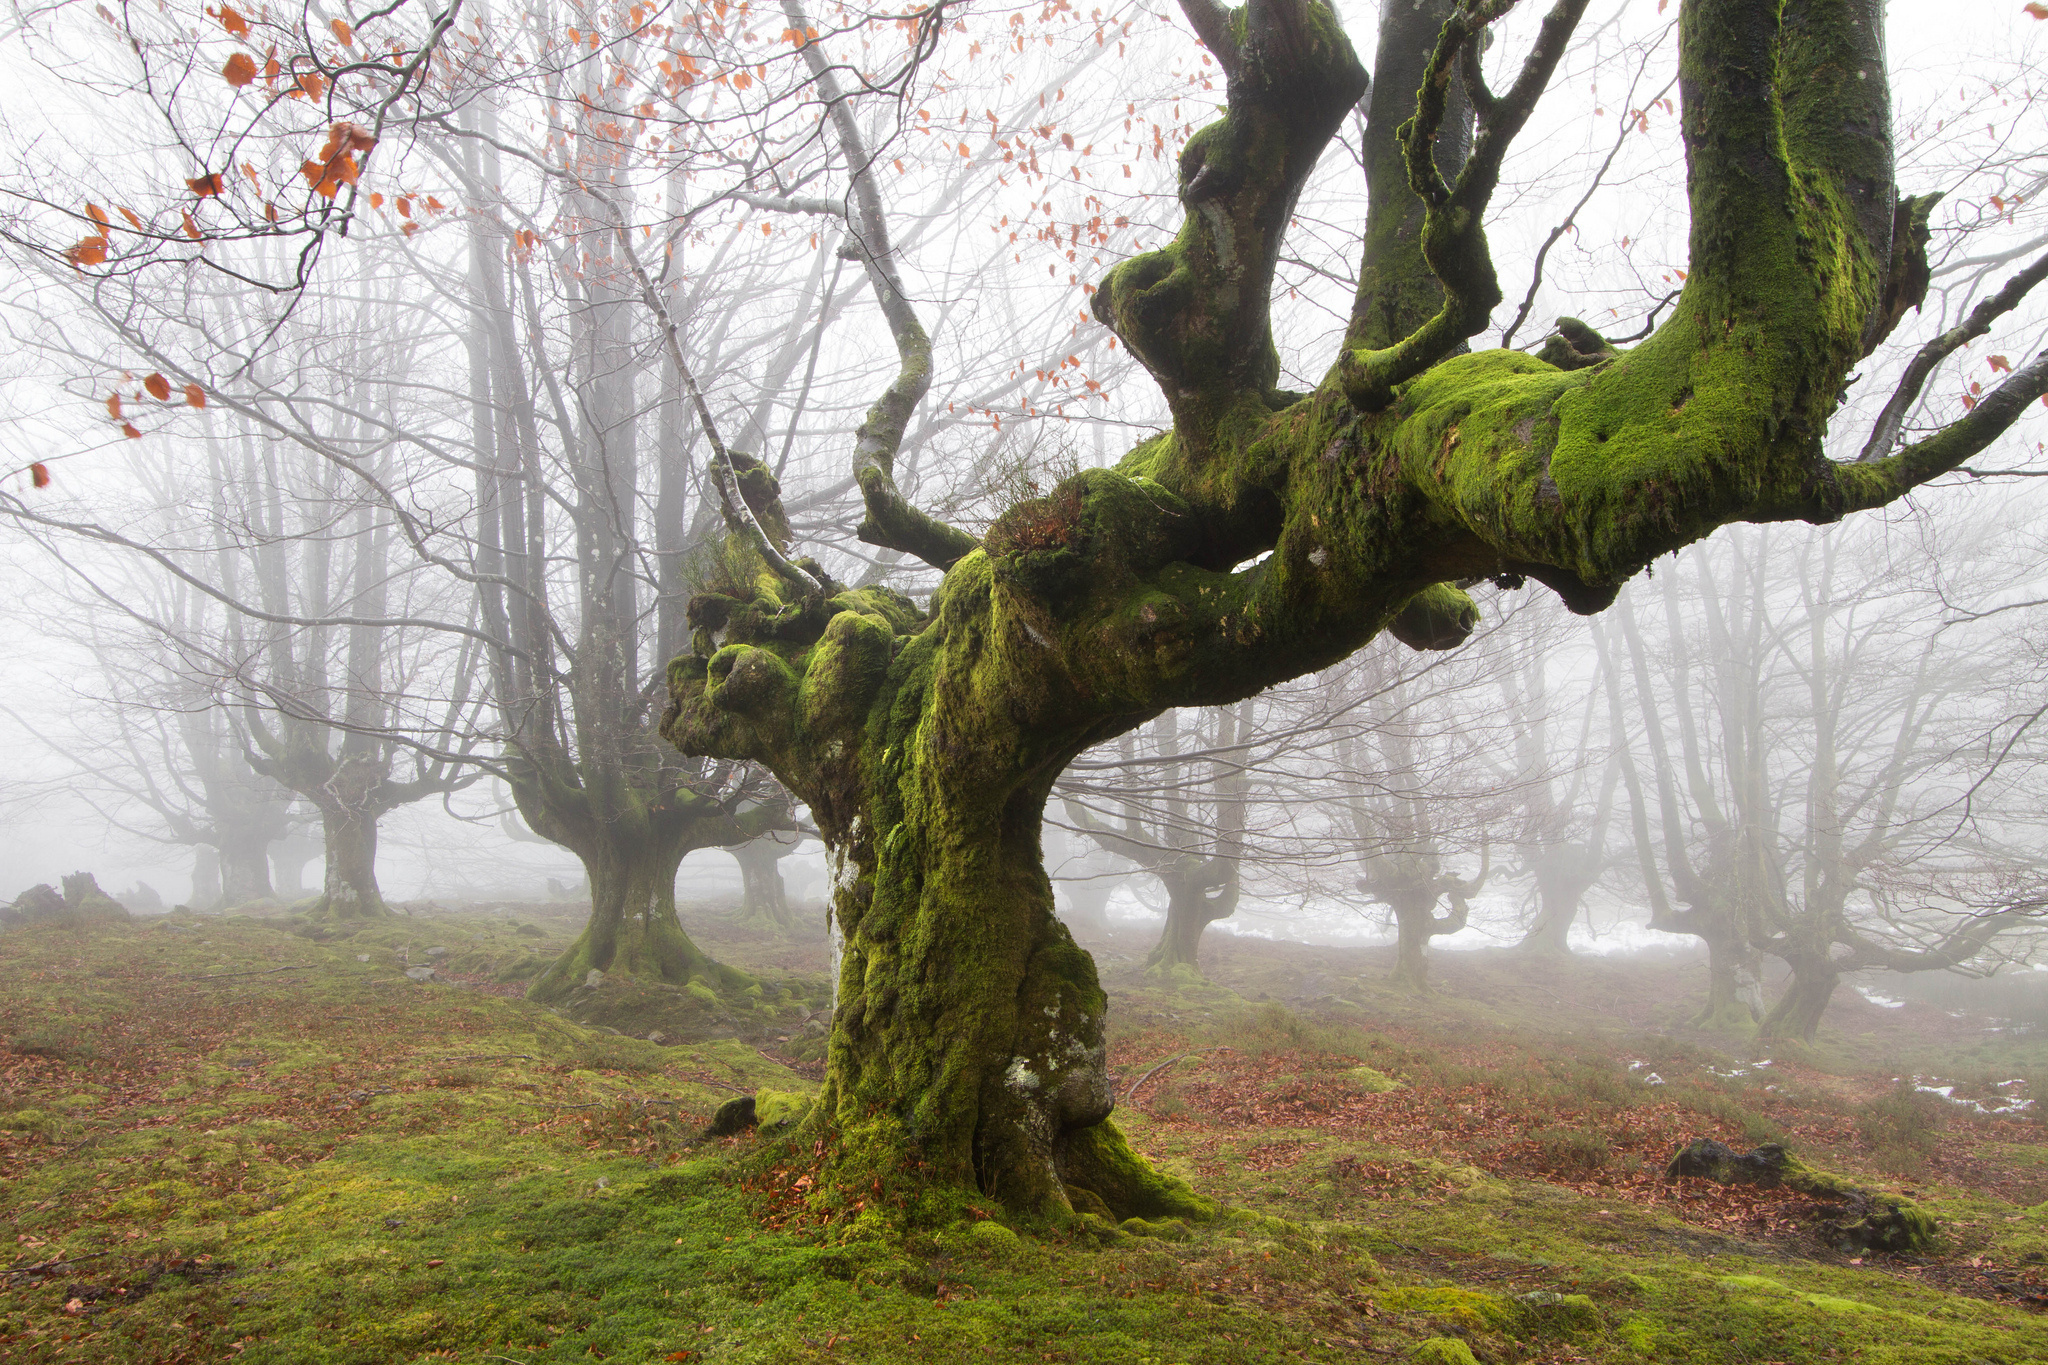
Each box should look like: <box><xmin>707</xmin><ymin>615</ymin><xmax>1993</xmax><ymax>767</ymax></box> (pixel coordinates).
<box><xmin>1091</xmin><ymin>0</ymin><xmax>1367</xmax><ymax>440</ymax></box>
<box><xmin>788</xmin><ymin>0</ymin><xmax>978</xmax><ymax>574</ymax></box>
<box><xmin>1337</xmin><ymin>0</ymin><xmax>1591</xmax><ymax>412</ymax></box>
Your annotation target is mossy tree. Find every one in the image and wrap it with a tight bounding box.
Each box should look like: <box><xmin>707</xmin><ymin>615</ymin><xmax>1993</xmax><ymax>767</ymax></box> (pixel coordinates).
<box><xmin>1061</xmin><ymin>703</ymin><xmax>1252</xmax><ymax>984</ymax></box>
<box><xmin>667</xmin><ymin>0</ymin><xmax>2048</xmax><ymax>1216</ymax></box>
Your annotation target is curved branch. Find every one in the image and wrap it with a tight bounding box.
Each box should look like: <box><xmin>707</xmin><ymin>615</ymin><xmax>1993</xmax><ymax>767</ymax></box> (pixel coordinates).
<box><xmin>1339</xmin><ymin>0</ymin><xmax>1592</xmax><ymax>411</ymax></box>
<box><xmin>787</xmin><ymin>0</ymin><xmax>978</xmax><ymax>573</ymax></box>
<box><xmin>1857</xmin><ymin>247</ymin><xmax>2048</xmax><ymax>462</ymax></box>
<box><xmin>1176</xmin><ymin>0</ymin><xmax>1243</xmax><ymax>78</ymax></box>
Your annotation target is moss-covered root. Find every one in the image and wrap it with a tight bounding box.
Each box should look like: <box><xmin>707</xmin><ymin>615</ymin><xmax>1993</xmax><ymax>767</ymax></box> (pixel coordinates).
<box><xmin>1665</xmin><ymin>1138</ymin><xmax>1938</xmax><ymax>1253</ymax></box>
<box><xmin>1055</xmin><ymin>1119</ymin><xmax>1217</xmax><ymax>1224</ymax></box>
<box><xmin>1410</xmin><ymin>1340</ymin><xmax>1481</xmax><ymax>1365</ymax></box>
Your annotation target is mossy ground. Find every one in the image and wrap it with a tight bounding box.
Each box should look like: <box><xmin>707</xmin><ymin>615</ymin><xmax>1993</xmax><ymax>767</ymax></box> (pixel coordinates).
<box><xmin>4</xmin><ymin>905</ymin><xmax>2046</xmax><ymax>1363</ymax></box>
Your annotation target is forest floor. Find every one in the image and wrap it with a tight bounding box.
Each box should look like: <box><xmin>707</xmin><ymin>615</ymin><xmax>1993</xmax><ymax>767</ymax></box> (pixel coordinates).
<box><xmin>4</xmin><ymin>901</ymin><xmax>2047</xmax><ymax>1364</ymax></box>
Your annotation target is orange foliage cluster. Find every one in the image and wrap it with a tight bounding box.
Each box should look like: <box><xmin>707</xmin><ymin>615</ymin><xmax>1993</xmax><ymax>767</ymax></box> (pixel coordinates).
<box><xmin>300</xmin><ymin>123</ymin><xmax>377</xmax><ymax>199</ymax></box>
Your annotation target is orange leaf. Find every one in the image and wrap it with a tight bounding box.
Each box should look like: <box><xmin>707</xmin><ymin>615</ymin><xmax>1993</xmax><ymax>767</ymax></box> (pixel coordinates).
<box><xmin>106</xmin><ymin>393</ymin><xmax>122</xmax><ymax>419</ymax></box>
<box><xmin>144</xmin><ymin>372</ymin><xmax>171</xmax><ymax>401</ymax></box>
<box><xmin>331</xmin><ymin>17</ymin><xmax>353</xmax><ymax>45</ymax></box>
<box><xmin>85</xmin><ymin>203</ymin><xmax>110</xmax><ymax>230</ymax></box>
<box><xmin>223</xmin><ymin>52</ymin><xmax>257</xmax><ymax>86</ymax></box>
<box><xmin>424</xmin><ymin>196</ymin><xmax>443</xmax><ymax>211</ymax></box>
<box><xmin>118</xmin><ymin>206</ymin><xmax>142</xmax><ymax>229</ymax></box>
<box><xmin>30</xmin><ymin>462</ymin><xmax>50</xmax><ymax>488</ymax></box>
<box><xmin>264</xmin><ymin>202</ymin><xmax>277</xmax><ymax>222</ymax></box>
<box><xmin>334</xmin><ymin>121</ymin><xmax>378</xmax><ymax>154</ymax></box>
<box><xmin>184</xmin><ymin>383</ymin><xmax>206</xmax><ymax>408</ymax></box>
<box><xmin>293</xmin><ymin>73</ymin><xmax>326</xmax><ymax>100</ymax></box>
<box><xmin>188</xmin><ymin>173</ymin><xmax>226</xmax><ymax>197</ymax></box>
<box><xmin>122</xmin><ymin>422</ymin><xmax>142</xmax><ymax>439</ymax></box>
<box><xmin>395</xmin><ymin>195</ymin><xmax>411</xmax><ymax>217</ymax></box>
<box><xmin>1990</xmin><ymin>354</ymin><xmax>2013</xmax><ymax>374</ymax></box>
<box><xmin>219</xmin><ymin>5</ymin><xmax>248</xmax><ymax>36</ymax></box>
<box><xmin>2028</xmin><ymin>2</ymin><xmax>2048</xmax><ymax>18</ymax></box>
<box><xmin>66</xmin><ymin>235</ymin><xmax>108</xmax><ymax>267</ymax></box>
<box><xmin>182</xmin><ymin>210</ymin><xmax>201</xmax><ymax>239</ymax></box>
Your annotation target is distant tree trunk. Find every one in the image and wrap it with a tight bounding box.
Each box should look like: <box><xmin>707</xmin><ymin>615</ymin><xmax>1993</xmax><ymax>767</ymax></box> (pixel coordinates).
<box><xmin>217</xmin><ymin>825</ymin><xmax>276</xmax><ymax>906</ymax></box>
<box><xmin>1757</xmin><ymin>953</ymin><xmax>1838</xmax><ymax>1042</ymax></box>
<box><xmin>1516</xmin><ymin>860</ymin><xmax>1580</xmax><ymax>956</ymax></box>
<box><xmin>191</xmin><ymin>845</ymin><xmax>221</xmax><ymax>909</ymax></box>
<box><xmin>1144</xmin><ymin>870</ymin><xmax>1238</xmax><ymax>979</ymax></box>
<box><xmin>315</xmin><ymin>800</ymin><xmax>388</xmax><ymax>921</ymax></box>
<box><xmin>1057</xmin><ymin>875</ymin><xmax>1115</xmax><ymax>939</ymax></box>
<box><xmin>528</xmin><ymin>823</ymin><xmax>743</xmax><ymax>999</ymax></box>
<box><xmin>1699</xmin><ymin>932</ymin><xmax>1766</xmax><ymax>1028</ymax></box>
<box><xmin>270</xmin><ymin>836</ymin><xmax>321</xmax><ymax>897</ymax></box>
<box><xmin>1386</xmin><ymin>886</ymin><xmax>1469</xmax><ymax>992</ymax></box>
<box><xmin>733</xmin><ymin>838</ymin><xmax>795</xmax><ymax>932</ymax></box>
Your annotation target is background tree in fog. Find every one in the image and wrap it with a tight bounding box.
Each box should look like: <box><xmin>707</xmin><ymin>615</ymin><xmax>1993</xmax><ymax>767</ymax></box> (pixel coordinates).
<box><xmin>1059</xmin><ymin>703</ymin><xmax>1252</xmax><ymax>982</ymax></box>
<box><xmin>1612</xmin><ymin>525</ymin><xmax>2048</xmax><ymax>1039</ymax></box>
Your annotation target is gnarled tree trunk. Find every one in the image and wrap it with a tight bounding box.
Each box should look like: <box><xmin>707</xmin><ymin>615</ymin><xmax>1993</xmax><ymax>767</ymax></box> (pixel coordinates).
<box><xmin>666</xmin><ymin>0</ymin><xmax>2042</xmax><ymax>1217</ymax></box>
<box><xmin>528</xmin><ymin>827</ymin><xmax>730</xmax><ymax>997</ymax></box>
<box><xmin>1144</xmin><ymin>870</ymin><xmax>1238</xmax><ymax>978</ymax></box>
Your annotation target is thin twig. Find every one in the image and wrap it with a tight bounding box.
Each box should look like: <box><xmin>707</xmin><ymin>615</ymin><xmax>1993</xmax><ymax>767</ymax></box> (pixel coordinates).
<box><xmin>1122</xmin><ymin>1047</ymin><xmax>1232</xmax><ymax>1103</ymax></box>
<box><xmin>185</xmin><ymin>965</ymin><xmax>315</xmax><ymax>981</ymax></box>
<box><xmin>5</xmin><ymin>1251</ymin><xmax>113</xmax><ymax>1279</ymax></box>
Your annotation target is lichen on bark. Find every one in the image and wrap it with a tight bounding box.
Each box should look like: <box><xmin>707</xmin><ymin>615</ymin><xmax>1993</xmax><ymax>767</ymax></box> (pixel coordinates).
<box><xmin>664</xmin><ymin>0</ymin><xmax>2048</xmax><ymax>1220</ymax></box>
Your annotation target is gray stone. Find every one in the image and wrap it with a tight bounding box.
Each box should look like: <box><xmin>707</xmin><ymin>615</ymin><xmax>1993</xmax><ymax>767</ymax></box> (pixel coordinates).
<box><xmin>584</xmin><ymin>969</ymin><xmax>605</xmax><ymax>989</ymax></box>
<box><xmin>405</xmin><ymin>966</ymin><xmax>437</xmax><ymax>982</ymax></box>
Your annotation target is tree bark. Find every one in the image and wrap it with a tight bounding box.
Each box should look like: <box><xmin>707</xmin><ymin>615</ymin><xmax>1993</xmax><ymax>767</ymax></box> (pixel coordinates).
<box><xmin>528</xmin><ymin>828</ymin><xmax>735</xmax><ymax>999</ymax></box>
<box><xmin>314</xmin><ymin>800</ymin><xmax>389</xmax><ymax>921</ymax></box>
<box><xmin>217</xmin><ymin>825</ymin><xmax>277</xmax><ymax>906</ymax></box>
<box><xmin>733</xmin><ymin>838</ymin><xmax>797</xmax><ymax>933</ymax></box>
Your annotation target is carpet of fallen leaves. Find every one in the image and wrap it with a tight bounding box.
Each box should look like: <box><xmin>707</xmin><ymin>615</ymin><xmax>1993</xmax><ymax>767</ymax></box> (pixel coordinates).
<box><xmin>1096</xmin><ymin>934</ymin><xmax>2048</xmax><ymax>1319</ymax></box>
